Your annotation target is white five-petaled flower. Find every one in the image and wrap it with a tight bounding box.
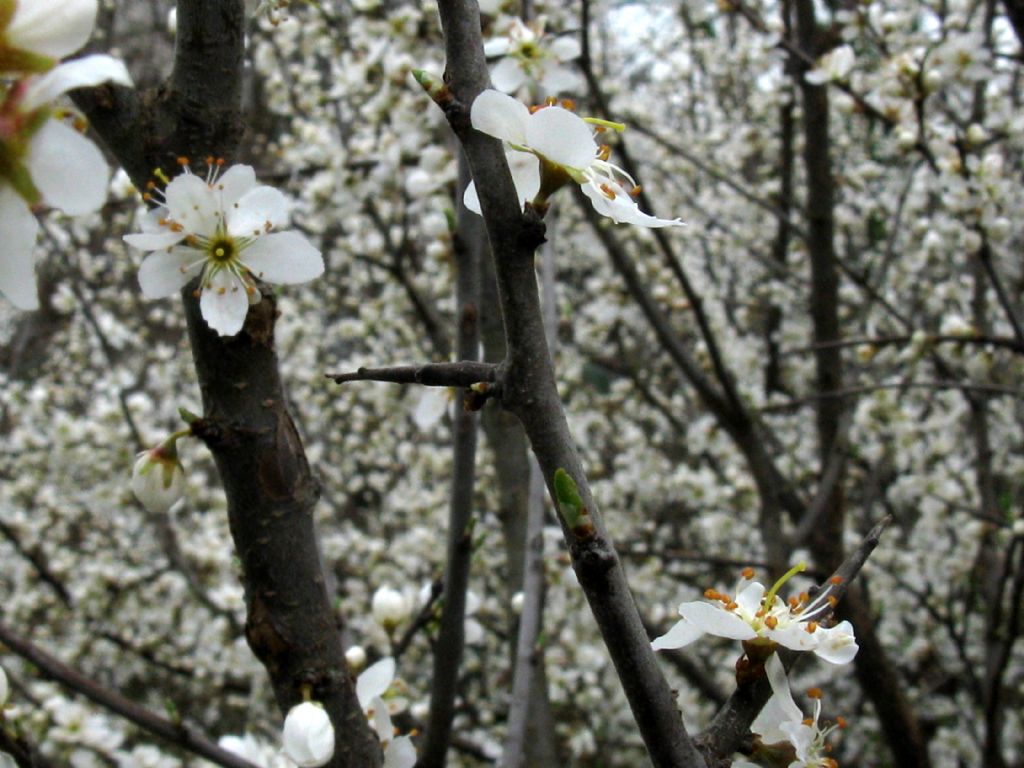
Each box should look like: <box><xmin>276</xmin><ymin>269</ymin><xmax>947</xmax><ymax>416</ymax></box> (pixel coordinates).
<box><xmin>651</xmin><ymin>564</ymin><xmax>859</xmax><ymax>665</ymax></box>
<box><xmin>357</xmin><ymin>658</ymin><xmax>417</xmax><ymax>768</ymax></box>
<box><xmin>282</xmin><ymin>701</ymin><xmax>335</xmax><ymax>768</ymax></box>
<box><xmin>123</xmin><ymin>161</ymin><xmax>324</xmax><ymax>337</ymax></box>
<box><xmin>464</xmin><ymin>89</ymin><xmax>683</xmax><ymax>229</ymax></box>
<box><xmin>735</xmin><ymin>656</ymin><xmax>845</xmax><ymax>768</ymax></box>
<box><xmin>0</xmin><ymin>0</ymin><xmax>132</xmax><ymax>310</ymax></box>
<box><xmin>484</xmin><ymin>18</ymin><xmax>582</xmax><ymax>95</ymax></box>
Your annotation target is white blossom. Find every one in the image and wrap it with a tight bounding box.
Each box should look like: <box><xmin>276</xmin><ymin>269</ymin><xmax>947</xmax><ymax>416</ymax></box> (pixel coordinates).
<box><xmin>0</xmin><ymin>0</ymin><xmax>131</xmax><ymax>310</ymax></box>
<box><xmin>484</xmin><ymin>19</ymin><xmax>581</xmax><ymax>95</ymax></box>
<box><xmin>805</xmin><ymin>45</ymin><xmax>855</xmax><ymax>85</ymax></box>
<box><xmin>131</xmin><ymin>444</ymin><xmax>186</xmax><ymax>515</ymax></box>
<box><xmin>124</xmin><ymin>162</ymin><xmax>324</xmax><ymax>336</ymax></box>
<box><xmin>652</xmin><ymin>566</ymin><xmax>858</xmax><ymax>665</ymax></box>
<box><xmin>282</xmin><ymin>702</ymin><xmax>335</xmax><ymax>768</ymax></box>
<box><xmin>465</xmin><ymin>89</ymin><xmax>683</xmax><ymax>228</ymax></box>
<box><xmin>372</xmin><ymin>586</ymin><xmax>412</xmax><ymax>631</ymax></box>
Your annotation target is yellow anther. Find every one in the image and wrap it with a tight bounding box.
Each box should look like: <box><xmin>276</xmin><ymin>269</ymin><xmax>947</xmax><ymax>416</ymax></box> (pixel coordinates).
<box><xmin>807</xmin><ymin>687</ymin><xmax>822</xmax><ymax>699</ymax></box>
<box><xmin>741</xmin><ymin>567</ymin><xmax>755</xmax><ymax>580</ymax></box>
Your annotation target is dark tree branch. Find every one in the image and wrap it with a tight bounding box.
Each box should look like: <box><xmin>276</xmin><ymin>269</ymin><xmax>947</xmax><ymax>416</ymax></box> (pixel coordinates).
<box><xmin>327</xmin><ymin>362</ymin><xmax>497</xmax><ymax>387</ymax></box>
<box><xmin>433</xmin><ymin>2</ymin><xmax>706</xmax><ymax>765</ymax></box>
<box><xmin>0</xmin><ymin>621</ymin><xmax>258</xmax><ymax>768</ymax></box>
<box><xmin>70</xmin><ymin>2</ymin><xmax>379</xmax><ymax>764</ymax></box>
<box><xmin>418</xmin><ymin>153</ymin><xmax>483</xmax><ymax>768</ymax></box>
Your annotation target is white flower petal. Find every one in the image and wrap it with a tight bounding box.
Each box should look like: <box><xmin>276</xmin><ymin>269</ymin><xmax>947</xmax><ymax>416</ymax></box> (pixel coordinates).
<box><xmin>5</xmin><ymin>0</ymin><xmax>97</xmax><ymax>59</ymax></box>
<box><xmin>508</xmin><ymin>149</ymin><xmax>541</xmax><ymax>203</ymax></box>
<box><xmin>780</xmin><ymin>721</ymin><xmax>816</xmax><ymax>761</ymax></box>
<box><xmin>750</xmin><ymin>655</ymin><xmax>803</xmax><ymax>744</ymax></box>
<box><xmin>679</xmin><ymin>601</ymin><xmax>758</xmax><ymax>640</ymax></box>
<box><xmin>200</xmin><ymin>269</ymin><xmax>250</xmax><ymax>336</ymax></box>
<box><xmin>123</xmin><ymin>228</ymin><xmax>188</xmax><ymax>251</ymax></box>
<box><xmin>27</xmin><ymin>119</ymin><xmax>108</xmax><ymax>215</ymax></box>
<box><xmin>463</xmin><ymin>180</ymin><xmax>482</xmax><ymax>215</ymax></box>
<box><xmin>524</xmin><ymin>106</ymin><xmax>596</xmax><ymax>169</ymax></box>
<box><xmin>650</xmin><ymin>618</ymin><xmax>704</xmax><ymax>650</ymax></box>
<box><xmin>371</xmin><ymin>697</ymin><xmax>393</xmax><ymax>741</ymax></box>
<box><xmin>490</xmin><ymin>57</ymin><xmax>527</xmax><ymax>93</ymax></box>
<box><xmin>137</xmin><ymin>247</ymin><xmax>202</xmax><ymax>298</ymax></box>
<box><xmin>769</xmin><ymin>624</ymin><xmax>820</xmax><ymax>652</ymax></box>
<box><xmin>470</xmin><ymin>89</ymin><xmax>530</xmax><ymax>146</ymax></box>
<box><xmin>483</xmin><ymin>37</ymin><xmax>511</xmax><ymax>57</ymax></box>
<box><xmin>384</xmin><ymin>736</ymin><xmax>417</xmax><ymax>768</ymax></box>
<box><xmin>581</xmin><ymin>179</ymin><xmax>683</xmax><ymax>228</ymax></box>
<box><xmin>357</xmin><ymin>658</ymin><xmax>396</xmax><ymax>709</ymax></box>
<box><xmin>23</xmin><ymin>55</ymin><xmax>132</xmax><ymax>111</ymax></box>
<box><xmin>464</xmin><ymin>151</ymin><xmax>539</xmax><ymax>215</ymax></box>
<box><xmin>240</xmin><ymin>231</ymin><xmax>323</xmax><ymax>284</ymax></box>
<box><xmin>165</xmin><ymin>173</ymin><xmax>219</xmax><ymax>237</ymax></box>
<box><xmin>214</xmin><ymin>164</ymin><xmax>257</xmax><ymax>209</ymax></box>
<box><xmin>0</xmin><ymin>187</ymin><xmax>40</xmax><ymax>310</ymax></box>
<box><xmin>413</xmin><ymin>388</ymin><xmax>449</xmax><ymax>430</ymax></box>
<box><xmin>539</xmin><ymin>64</ymin><xmax>583</xmax><ymax>95</ymax></box>
<box><xmin>227</xmin><ymin>185</ymin><xmax>290</xmax><ymax>237</ymax></box>
<box><xmin>735</xmin><ymin>582</ymin><xmax>766</xmax><ymax>616</ymax></box>
<box><xmin>813</xmin><ymin>621</ymin><xmax>859</xmax><ymax>664</ymax></box>
<box><xmin>550</xmin><ymin>36</ymin><xmax>582</xmax><ymax>62</ymax></box>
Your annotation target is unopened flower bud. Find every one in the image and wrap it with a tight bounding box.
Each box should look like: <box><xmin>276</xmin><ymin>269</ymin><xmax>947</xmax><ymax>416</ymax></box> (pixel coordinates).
<box><xmin>896</xmin><ymin>128</ymin><xmax>917</xmax><ymax>151</ymax></box>
<box><xmin>511</xmin><ymin>591</ymin><xmax>525</xmax><ymax>614</ymax></box>
<box><xmin>965</xmin><ymin>123</ymin><xmax>987</xmax><ymax>146</ymax></box>
<box><xmin>372</xmin><ymin>586</ymin><xmax>412</xmax><ymax>631</ymax></box>
<box><xmin>282</xmin><ymin>702</ymin><xmax>335</xmax><ymax>768</ymax></box>
<box><xmin>988</xmin><ymin>217</ymin><xmax>1011</xmax><ymax>242</ymax></box>
<box><xmin>345</xmin><ymin>645</ymin><xmax>367</xmax><ymax>671</ymax></box>
<box><xmin>131</xmin><ymin>443</ymin><xmax>185</xmax><ymax>514</ymax></box>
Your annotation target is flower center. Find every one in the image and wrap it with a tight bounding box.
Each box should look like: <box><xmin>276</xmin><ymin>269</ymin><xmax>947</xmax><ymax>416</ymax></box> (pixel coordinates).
<box><xmin>208</xmin><ymin>237</ymin><xmax>236</xmax><ymax>264</ymax></box>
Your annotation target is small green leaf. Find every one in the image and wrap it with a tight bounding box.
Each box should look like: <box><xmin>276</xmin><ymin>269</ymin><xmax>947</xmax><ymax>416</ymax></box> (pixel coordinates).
<box><xmin>178</xmin><ymin>407</ymin><xmax>201</xmax><ymax>425</ymax></box>
<box><xmin>554</xmin><ymin>469</ymin><xmax>594</xmax><ymax>538</ymax></box>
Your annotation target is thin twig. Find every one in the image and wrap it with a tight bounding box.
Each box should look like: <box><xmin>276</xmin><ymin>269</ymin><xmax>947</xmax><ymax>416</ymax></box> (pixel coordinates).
<box><xmin>0</xmin><ymin>621</ymin><xmax>259</xmax><ymax>768</ymax></box>
<box><xmin>327</xmin><ymin>361</ymin><xmax>497</xmax><ymax>388</ymax></box>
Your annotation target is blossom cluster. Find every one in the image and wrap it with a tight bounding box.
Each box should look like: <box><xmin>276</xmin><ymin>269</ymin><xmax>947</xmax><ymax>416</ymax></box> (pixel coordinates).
<box><xmin>0</xmin><ymin>0</ymin><xmax>131</xmax><ymax>310</ymax></box>
<box><xmin>653</xmin><ymin>565</ymin><xmax>858</xmax><ymax>764</ymax></box>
